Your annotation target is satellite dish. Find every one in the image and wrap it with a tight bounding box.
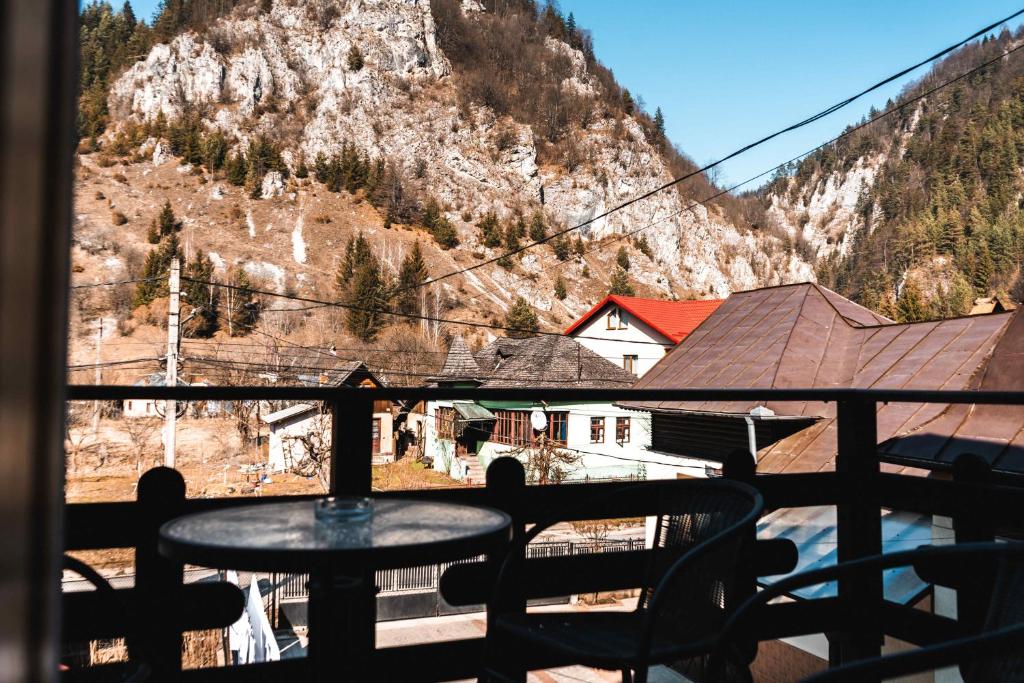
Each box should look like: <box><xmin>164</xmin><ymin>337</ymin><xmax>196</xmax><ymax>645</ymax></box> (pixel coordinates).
<box><xmin>530</xmin><ymin>410</ymin><xmax>548</xmax><ymax>431</ymax></box>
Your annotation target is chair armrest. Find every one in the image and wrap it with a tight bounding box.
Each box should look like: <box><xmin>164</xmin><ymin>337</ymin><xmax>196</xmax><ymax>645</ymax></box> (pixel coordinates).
<box><xmin>717</xmin><ymin>542</ymin><xmax>1022</xmax><ymax>648</ymax></box>
<box><xmin>802</xmin><ymin>622</ymin><xmax>1024</xmax><ymax>683</ymax></box>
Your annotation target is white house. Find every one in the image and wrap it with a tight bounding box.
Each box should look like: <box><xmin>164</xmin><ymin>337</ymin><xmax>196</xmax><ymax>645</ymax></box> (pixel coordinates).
<box><xmin>261</xmin><ymin>361</ymin><xmax>396</xmax><ymax>473</ymax></box>
<box><xmin>564</xmin><ymin>295</ymin><xmax>723</xmax><ymax>378</ymax></box>
<box><xmin>424</xmin><ymin>335</ymin><xmax>652</xmax><ymax>484</ymax></box>
<box><xmin>123</xmin><ymin>372</ymin><xmax>193</xmax><ymax>418</ymax></box>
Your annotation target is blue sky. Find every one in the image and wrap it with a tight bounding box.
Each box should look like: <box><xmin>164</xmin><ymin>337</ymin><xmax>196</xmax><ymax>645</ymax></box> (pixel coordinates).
<box><xmin>557</xmin><ymin>1</ymin><xmax>1024</xmax><ymax>188</ymax></box>
<box><xmin>124</xmin><ymin>0</ymin><xmax>1023</xmax><ymax>188</ymax></box>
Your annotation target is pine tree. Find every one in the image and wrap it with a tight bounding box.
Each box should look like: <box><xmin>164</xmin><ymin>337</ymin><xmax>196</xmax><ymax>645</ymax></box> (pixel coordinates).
<box><xmin>337</xmin><ymin>232</ymin><xmax>373</xmax><ymax>295</ymax></box>
<box><xmin>505</xmin><ymin>297</ymin><xmax>539</xmax><ymax>338</ymax></box>
<box><xmin>133</xmin><ymin>232</ymin><xmax>180</xmax><ymax>308</ymax></box>
<box><xmin>226</xmin><ymin>267</ymin><xmax>259</xmax><ymax>337</ymax></box>
<box><xmin>477</xmin><ymin>212</ymin><xmax>502</xmax><ymax>248</ymax></box>
<box><xmin>226</xmin><ymin>152</ymin><xmax>247</xmax><ymax>186</ymax></box>
<box><xmin>573</xmin><ymin>235</ymin><xmax>585</xmax><ymax>256</ymax></box>
<box><xmin>345</xmin><ymin>255</ymin><xmax>388</xmax><ymax>342</ymax></box>
<box><xmin>396</xmin><ymin>242</ymin><xmax>428</xmax><ymax>315</ymax></box>
<box><xmin>616</xmin><ymin>246</ymin><xmax>630</xmax><ymax>271</ymax></box>
<box><xmin>971</xmin><ymin>239</ymin><xmax>993</xmax><ymax>293</ymax></box>
<box><xmin>622</xmin><ymin>89</ymin><xmax>634</xmax><ymax>115</ymax></box>
<box><xmin>295</xmin><ymin>157</ymin><xmax>309</xmax><ymax>179</ymax></box>
<box><xmin>529</xmin><ymin>211</ymin><xmax>546</xmax><ymax>242</ymax></box>
<box><xmin>157</xmin><ymin>200</ymin><xmax>178</xmax><ymax>237</ymax></box>
<box><xmin>202</xmin><ymin>130</ymin><xmax>228</xmax><ymax>171</ymax></box>
<box><xmin>552</xmin><ymin>237</ymin><xmax>570</xmax><ymax>261</ymax></box>
<box><xmin>554</xmin><ymin>276</ymin><xmax>567</xmax><ymax>300</ymax></box>
<box><xmin>432</xmin><ymin>217</ymin><xmax>459</xmax><ymax>249</ymax></box>
<box><xmin>183</xmin><ymin>250</ymin><xmax>218</xmax><ymax>337</ymax></box>
<box><xmin>420</xmin><ymin>197</ymin><xmax>441</xmax><ymax>232</ymax></box>
<box><xmin>938</xmin><ymin>210</ymin><xmax>964</xmax><ymax>255</ymax></box>
<box><xmin>896</xmin><ymin>279</ymin><xmax>927</xmax><ymax>323</ymax></box>
<box><xmin>653</xmin><ymin>107</ymin><xmax>666</xmax><ymax>139</ymax></box>
<box><xmin>609</xmin><ymin>267</ymin><xmax>634</xmax><ymax>296</ymax></box>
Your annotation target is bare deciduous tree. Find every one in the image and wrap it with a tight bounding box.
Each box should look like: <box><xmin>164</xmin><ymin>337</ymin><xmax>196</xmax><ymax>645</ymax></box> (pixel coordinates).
<box><xmin>123</xmin><ymin>417</ymin><xmax>161</xmax><ymax>475</ymax></box>
<box><xmin>510</xmin><ymin>434</ymin><xmax>581</xmax><ymax>485</ymax></box>
<box><xmin>282</xmin><ymin>404</ymin><xmax>331</xmax><ymax>493</ymax></box>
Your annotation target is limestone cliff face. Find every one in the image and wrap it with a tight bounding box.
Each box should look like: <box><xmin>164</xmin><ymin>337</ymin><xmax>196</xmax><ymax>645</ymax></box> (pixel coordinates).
<box><xmin>107</xmin><ymin>0</ymin><xmax>812</xmax><ymax>304</ymax></box>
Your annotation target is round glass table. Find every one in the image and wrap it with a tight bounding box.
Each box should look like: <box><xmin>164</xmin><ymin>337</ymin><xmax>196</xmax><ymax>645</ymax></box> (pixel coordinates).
<box><xmin>159</xmin><ymin>498</ymin><xmax>511</xmax><ymax>681</ymax></box>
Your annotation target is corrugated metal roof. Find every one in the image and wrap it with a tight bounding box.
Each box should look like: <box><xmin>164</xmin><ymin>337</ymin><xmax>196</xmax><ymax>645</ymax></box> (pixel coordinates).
<box><xmin>564</xmin><ymin>295</ymin><xmax>724</xmax><ymax>344</ymax></box>
<box><xmin>623</xmin><ymin>283</ymin><xmax>1017</xmax><ymax>475</ymax></box>
<box><xmin>261</xmin><ymin>403</ymin><xmax>316</xmax><ymax>424</ymax></box>
<box><xmin>757</xmin><ymin>505</ymin><xmax>933</xmax><ymax>605</ymax></box>
<box><xmin>452</xmin><ymin>401</ymin><xmax>496</xmax><ymax>421</ymax></box>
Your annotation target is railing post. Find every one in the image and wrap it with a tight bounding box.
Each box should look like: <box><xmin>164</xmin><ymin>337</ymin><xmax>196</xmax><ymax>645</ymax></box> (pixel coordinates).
<box><xmin>484</xmin><ymin>457</ymin><xmax>526</xmax><ymax>682</ymax></box>
<box><xmin>330</xmin><ymin>393</ymin><xmax>373</xmax><ymax>495</ymax></box>
<box><xmin>722</xmin><ymin>449</ymin><xmax>758</xmax><ymax>672</ymax></box>
<box><xmin>952</xmin><ymin>454</ymin><xmax>995</xmax><ymax>631</ymax></box>
<box><xmin>135</xmin><ymin>467</ymin><xmax>185</xmax><ymax>680</ymax></box>
<box><xmin>834</xmin><ymin>398</ymin><xmax>883</xmax><ymax>669</ymax></box>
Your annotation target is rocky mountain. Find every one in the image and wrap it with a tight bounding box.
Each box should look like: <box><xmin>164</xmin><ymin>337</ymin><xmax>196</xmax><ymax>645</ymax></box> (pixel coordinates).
<box><xmin>75</xmin><ymin>0</ymin><xmax>811</xmax><ymax>346</ymax></box>
<box><xmin>761</xmin><ymin>28</ymin><xmax>1024</xmax><ymax>321</ymax></box>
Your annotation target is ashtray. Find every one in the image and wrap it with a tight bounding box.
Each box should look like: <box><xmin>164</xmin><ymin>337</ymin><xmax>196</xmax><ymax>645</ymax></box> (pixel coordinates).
<box><xmin>314</xmin><ymin>496</ymin><xmax>373</xmax><ymax>522</ymax></box>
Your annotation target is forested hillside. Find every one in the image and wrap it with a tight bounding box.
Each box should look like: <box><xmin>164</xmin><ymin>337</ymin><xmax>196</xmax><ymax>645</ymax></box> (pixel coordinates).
<box><xmin>766</xmin><ymin>28</ymin><xmax>1024</xmax><ymax>321</ymax></box>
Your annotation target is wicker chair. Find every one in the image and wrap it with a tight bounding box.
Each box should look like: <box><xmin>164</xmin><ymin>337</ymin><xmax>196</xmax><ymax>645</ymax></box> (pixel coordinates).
<box><xmin>481</xmin><ymin>479</ymin><xmax>763</xmax><ymax>683</ymax></box>
<box><xmin>717</xmin><ymin>541</ymin><xmax>1024</xmax><ymax>683</ymax></box>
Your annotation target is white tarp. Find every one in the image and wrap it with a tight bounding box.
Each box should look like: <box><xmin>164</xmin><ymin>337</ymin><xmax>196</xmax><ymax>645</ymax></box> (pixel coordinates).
<box><xmin>225</xmin><ymin>572</ymin><xmax>280</xmax><ymax>665</ymax></box>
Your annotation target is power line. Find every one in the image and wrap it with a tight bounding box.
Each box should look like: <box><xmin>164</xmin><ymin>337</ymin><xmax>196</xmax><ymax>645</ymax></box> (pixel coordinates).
<box><xmin>459</xmin><ymin>38</ymin><xmax>1024</xmax><ymax>308</ymax></box>
<box><xmin>70</xmin><ymin>277</ymin><xmax>158</xmax><ymax>289</ymax></box>
<box><xmin>181</xmin><ymin>276</ymin><xmax>679</xmax><ymax>346</ymax></box>
<box><xmin>392</xmin><ymin>8</ymin><xmax>1024</xmax><ymax>295</ymax></box>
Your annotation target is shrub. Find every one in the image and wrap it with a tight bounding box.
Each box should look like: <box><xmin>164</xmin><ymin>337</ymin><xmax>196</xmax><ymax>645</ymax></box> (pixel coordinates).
<box><xmin>347</xmin><ymin>45</ymin><xmax>365</xmax><ymax>72</ymax></box>
<box><xmin>111</xmin><ymin>211</ymin><xmax>128</xmax><ymax>226</ymax></box>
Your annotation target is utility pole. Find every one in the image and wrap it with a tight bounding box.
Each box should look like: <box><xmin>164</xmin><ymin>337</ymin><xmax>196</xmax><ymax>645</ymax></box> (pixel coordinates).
<box><xmin>165</xmin><ymin>257</ymin><xmax>180</xmax><ymax>469</ymax></box>
<box><xmin>92</xmin><ymin>317</ymin><xmax>102</xmax><ymax>436</ymax></box>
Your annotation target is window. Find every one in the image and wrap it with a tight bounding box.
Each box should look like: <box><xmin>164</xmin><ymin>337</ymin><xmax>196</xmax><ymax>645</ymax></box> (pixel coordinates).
<box><xmin>623</xmin><ymin>354</ymin><xmax>638</xmax><ymax>375</ymax></box>
<box><xmin>546</xmin><ymin>412</ymin><xmax>568</xmax><ymax>446</ymax></box>
<box><xmin>616</xmin><ymin>417</ymin><xmax>631</xmax><ymax>443</ymax></box>
<box><xmin>372</xmin><ymin>418</ymin><xmax>381</xmax><ymax>454</ymax></box>
<box><xmin>606</xmin><ymin>306</ymin><xmax>627</xmax><ymax>330</ymax></box>
<box><xmin>435</xmin><ymin>407</ymin><xmax>456</xmax><ymax>440</ymax></box>
<box><xmin>491</xmin><ymin>410</ymin><xmax>568</xmax><ymax>447</ymax></box>
<box><xmin>590</xmin><ymin>417</ymin><xmax>605</xmax><ymax>443</ymax></box>
<box><xmin>492</xmin><ymin>410</ymin><xmax>532</xmax><ymax>446</ymax></box>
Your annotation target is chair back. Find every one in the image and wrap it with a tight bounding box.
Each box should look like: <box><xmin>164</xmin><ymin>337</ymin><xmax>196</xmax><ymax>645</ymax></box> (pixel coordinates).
<box><xmin>639</xmin><ymin>479</ymin><xmax>763</xmax><ymax>649</ymax></box>
<box><xmin>964</xmin><ymin>552</ymin><xmax>1024</xmax><ymax>681</ymax></box>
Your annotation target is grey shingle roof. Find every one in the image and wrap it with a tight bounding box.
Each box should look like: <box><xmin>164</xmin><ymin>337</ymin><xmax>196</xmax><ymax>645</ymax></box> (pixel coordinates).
<box><xmin>472</xmin><ymin>335</ymin><xmax>637</xmax><ymax>388</ymax></box>
<box><xmin>430</xmin><ymin>336</ymin><xmax>485</xmax><ymax>383</ymax></box>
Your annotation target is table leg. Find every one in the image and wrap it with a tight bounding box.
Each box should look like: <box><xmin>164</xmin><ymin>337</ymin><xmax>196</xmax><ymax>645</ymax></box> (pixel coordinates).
<box><xmin>308</xmin><ymin>567</ymin><xmax>377</xmax><ymax>682</ymax></box>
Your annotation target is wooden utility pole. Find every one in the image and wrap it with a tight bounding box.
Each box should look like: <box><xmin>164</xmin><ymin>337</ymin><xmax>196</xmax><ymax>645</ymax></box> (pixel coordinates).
<box><xmin>165</xmin><ymin>257</ymin><xmax>180</xmax><ymax>469</ymax></box>
<box><xmin>92</xmin><ymin>317</ymin><xmax>102</xmax><ymax>436</ymax></box>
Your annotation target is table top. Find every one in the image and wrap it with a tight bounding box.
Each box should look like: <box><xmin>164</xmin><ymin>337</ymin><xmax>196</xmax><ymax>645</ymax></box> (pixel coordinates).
<box><xmin>158</xmin><ymin>498</ymin><xmax>512</xmax><ymax>573</ymax></box>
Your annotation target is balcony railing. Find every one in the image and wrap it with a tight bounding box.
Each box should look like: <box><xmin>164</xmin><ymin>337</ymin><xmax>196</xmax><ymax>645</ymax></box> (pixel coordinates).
<box><xmin>61</xmin><ymin>385</ymin><xmax>1024</xmax><ymax>682</ymax></box>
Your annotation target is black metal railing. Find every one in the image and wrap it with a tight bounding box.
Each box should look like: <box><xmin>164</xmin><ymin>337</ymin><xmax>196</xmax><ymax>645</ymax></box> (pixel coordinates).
<box><xmin>61</xmin><ymin>385</ymin><xmax>1024</xmax><ymax>682</ymax></box>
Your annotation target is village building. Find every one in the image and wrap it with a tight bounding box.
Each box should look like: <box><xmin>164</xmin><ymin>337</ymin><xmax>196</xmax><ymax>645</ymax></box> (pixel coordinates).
<box><xmin>262</xmin><ymin>360</ymin><xmax>395</xmax><ymax>472</ymax></box>
<box><xmin>425</xmin><ymin>335</ymin><xmax>651</xmax><ymax>484</ymax></box>
<box><xmin>123</xmin><ymin>371</ymin><xmax>200</xmax><ymax>418</ymax></box>
<box><xmin>564</xmin><ymin>294</ymin><xmax>723</xmax><ymax>378</ymax></box>
<box><xmin>625</xmin><ymin>281</ymin><xmax>1024</xmax><ymax>676</ymax></box>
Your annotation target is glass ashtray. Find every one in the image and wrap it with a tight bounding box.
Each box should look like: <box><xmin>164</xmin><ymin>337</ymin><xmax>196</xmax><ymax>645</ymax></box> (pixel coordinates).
<box><xmin>314</xmin><ymin>496</ymin><xmax>373</xmax><ymax>522</ymax></box>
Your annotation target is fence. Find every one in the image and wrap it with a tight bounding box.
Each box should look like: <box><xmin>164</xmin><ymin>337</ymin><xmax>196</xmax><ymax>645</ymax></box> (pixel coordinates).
<box><xmin>61</xmin><ymin>385</ymin><xmax>1024</xmax><ymax>682</ymax></box>
<box><xmin>271</xmin><ymin>538</ymin><xmax>646</xmax><ymax>603</ymax></box>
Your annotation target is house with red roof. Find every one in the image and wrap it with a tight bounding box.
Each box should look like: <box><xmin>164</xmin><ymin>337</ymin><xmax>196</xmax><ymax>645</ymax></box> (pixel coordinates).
<box><xmin>564</xmin><ymin>295</ymin><xmax>723</xmax><ymax>378</ymax></box>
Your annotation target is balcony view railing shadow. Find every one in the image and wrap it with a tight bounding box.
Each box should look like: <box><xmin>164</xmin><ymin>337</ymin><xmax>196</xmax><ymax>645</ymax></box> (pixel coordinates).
<box><xmin>61</xmin><ymin>385</ymin><xmax>1024</xmax><ymax>682</ymax></box>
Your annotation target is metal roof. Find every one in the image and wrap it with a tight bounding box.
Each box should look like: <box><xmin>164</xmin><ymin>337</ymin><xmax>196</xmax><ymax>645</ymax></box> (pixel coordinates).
<box><xmin>623</xmin><ymin>283</ymin><xmax>1017</xmax><ymax>475</ymax></box>
<box><xmin>564</xmin><ymin>295</ymin><xmax>724</xmax><ymax>344</ymax></box>
<box><xmin>261</xmin><ymin>403</ymin><xmax>316</xmax><ymax>424</ymax></box>
<box><xmin>452</xmin><ymin>401</ymin><xmax>496</xmax><ymax>421</ymax></box>
<box><xmin>757</xmin><ymin>505</ymin><xmax>933</xmax><ymax>605</ymax></box>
